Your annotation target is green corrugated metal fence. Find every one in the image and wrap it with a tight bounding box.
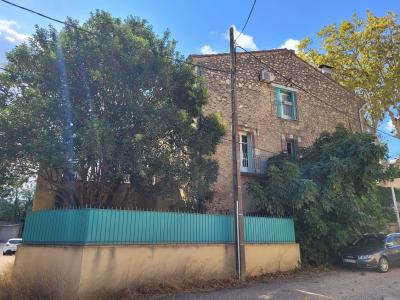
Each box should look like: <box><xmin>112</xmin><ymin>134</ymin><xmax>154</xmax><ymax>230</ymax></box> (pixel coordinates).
<box><xmin>22</xmin><ymin>208</ymin><xmax>295</xmax><ymax>245</ymax></box>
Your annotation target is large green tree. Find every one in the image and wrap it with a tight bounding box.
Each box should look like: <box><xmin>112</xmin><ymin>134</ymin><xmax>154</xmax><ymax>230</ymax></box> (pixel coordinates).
<box><xmin>298</xmin><ymin>12</ymin><xmax>400</xmax><ymax>133</ymax></box>
<box><xmin>248</xmin><ymin>125</ymin><xmax>397</xmax><ymax>265</ymax></box>
<box><xmin>0</xmin><ymin>11</ymin><xmax>226</xmax><ymax>209</ymax></box>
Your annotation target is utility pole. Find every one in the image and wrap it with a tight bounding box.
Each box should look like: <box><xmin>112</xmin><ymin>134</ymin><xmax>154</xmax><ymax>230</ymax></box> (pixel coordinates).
<box><xmin>229</xmin><ymin>26</ymin><xmax>246</xmax><ymax>280</ymax></box>
<box><xmin>390</xmin><ymin>186</ymin><xmax>400</xmax><ymax>231</ymax></box>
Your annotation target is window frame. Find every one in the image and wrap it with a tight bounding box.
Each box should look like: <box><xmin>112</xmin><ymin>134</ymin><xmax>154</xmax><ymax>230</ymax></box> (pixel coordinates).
<box><xmin>239</xmin><ymin>132</ymin><xmax>254</xmax><ymax>173</ymax></box>
<box><xmin>280</xmin><ymin>91</ymin><xmax>293</xmax><ymax>119</ymax></box>
<box><xmin>273</xmin><ymin>84</ymin><xmax>298</xmax><ymax>121</ymax></box>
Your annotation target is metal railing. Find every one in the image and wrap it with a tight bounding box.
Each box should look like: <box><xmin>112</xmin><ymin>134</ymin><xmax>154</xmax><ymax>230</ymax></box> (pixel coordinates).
<box><xmin>22</xmin><ymin>208</ymin><xmax>295</xmax><ymax>245</ymax></box>
<box><xmin>240</xmin><ymin>153</ymin><xmax>268</xmax><ymax>174</ymax></box>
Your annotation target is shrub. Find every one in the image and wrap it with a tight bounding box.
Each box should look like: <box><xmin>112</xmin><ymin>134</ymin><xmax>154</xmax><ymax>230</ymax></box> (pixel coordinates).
<box><xmin>248</xmin><ymin>125</ymin><xmax>398</xmax><ymax>265</ymax></box>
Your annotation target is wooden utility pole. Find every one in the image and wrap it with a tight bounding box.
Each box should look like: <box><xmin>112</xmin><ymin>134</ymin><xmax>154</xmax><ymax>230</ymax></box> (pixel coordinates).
<box><xmin>229</xmin><ymin>26</ymin><xmax>246</xmax><ymax>280</ymax></box>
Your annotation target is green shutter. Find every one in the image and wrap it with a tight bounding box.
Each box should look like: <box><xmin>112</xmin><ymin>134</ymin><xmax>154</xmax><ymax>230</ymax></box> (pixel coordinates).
<box><xmin>292</xmin><ymin>138</ymin><xmax>297</xmax><ymax>158</ymax></box>
<box><xmin>291</xmin><ymin>91</ymin><xmax>297</xmax><ymax>120</ymax></box>
<box><xmin>247</xmin><ymin>134</ymin><xmax>254</xmax><ymax>171</ymax></box>
<box><xmin>275</xmin><ymin>88</ymin><xmax>282</xmax><ymax>117</ymax></box>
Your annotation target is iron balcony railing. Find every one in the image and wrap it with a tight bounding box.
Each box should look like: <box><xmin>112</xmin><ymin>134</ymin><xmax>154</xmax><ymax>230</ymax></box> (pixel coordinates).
<box><xmin>240</xmin><ymin>153</ymin><xmax>268</xmax><ymax>174</ymax></box>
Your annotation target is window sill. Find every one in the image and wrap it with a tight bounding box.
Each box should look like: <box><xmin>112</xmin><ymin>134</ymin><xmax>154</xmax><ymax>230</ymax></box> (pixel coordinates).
<box><xmin>278</xmin><ymin>116</ymin><xmax>298</xmax><ymax>122</ymax></box>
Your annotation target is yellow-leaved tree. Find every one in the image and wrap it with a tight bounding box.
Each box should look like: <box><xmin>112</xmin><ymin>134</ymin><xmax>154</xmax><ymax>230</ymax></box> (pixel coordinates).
<box><xmin>298</xmin><ymin>12</ymin><xmax>400</xmax><ymax>134</ymax></box>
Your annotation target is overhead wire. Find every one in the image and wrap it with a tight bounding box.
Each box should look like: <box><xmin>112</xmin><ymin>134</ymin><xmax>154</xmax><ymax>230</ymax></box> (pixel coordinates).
<box><xmin>0</xmin><ymin>0</ymin><xmax>230</xmax><ymax>76</ymax></box>
<box><xmin>234</xmin><ymin>0</ymin><xmax>257</xmax><ymax>43</ymax></box>
<box><xmin>235</xmin><ymin>44</ymin><xmax>400</xmax><ymax>141</ymax></box>
<box><xmin>1</xmin><ymin>0</ymin><xmax>398</xmax><ymax>142</ymax></box>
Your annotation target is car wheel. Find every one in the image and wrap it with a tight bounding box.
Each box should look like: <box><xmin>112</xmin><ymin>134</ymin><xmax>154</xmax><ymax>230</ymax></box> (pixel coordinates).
<box><xmin>378</xmin><ymin>257</ymin><xmax>389</xmax><ymax>273</ymax></box>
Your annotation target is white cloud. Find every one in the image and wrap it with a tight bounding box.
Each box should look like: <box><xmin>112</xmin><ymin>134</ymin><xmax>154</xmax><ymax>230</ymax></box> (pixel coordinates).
<box><xmin>386</xmin><ymin>119</ymin><xmax>397</xmax><ymax>134</ymax></box>
<box><xmin>200</xmin><ymin>45</ymin><xmax>217</xmax><ymax>55</ymax></box>
<box><xmin>224</xmin><ymin>25</ymin><xmax>257</xmax><ymax>51</ymax></box>
<box><xmin>0</xmin><ymin>19</ymin><xmax>30</xmax><ymax>43</ymax></box>
<box><xmin>280</xmin><ymin>38</ymin><xmax>300</xmax><ymax>52</ymax></box>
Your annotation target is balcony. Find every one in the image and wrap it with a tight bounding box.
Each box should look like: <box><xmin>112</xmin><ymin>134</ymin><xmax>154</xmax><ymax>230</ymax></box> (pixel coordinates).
<box><xmin>240</xmin><ymin>153</ymin><xmax>268</xmax><ymax>175</ymax></box>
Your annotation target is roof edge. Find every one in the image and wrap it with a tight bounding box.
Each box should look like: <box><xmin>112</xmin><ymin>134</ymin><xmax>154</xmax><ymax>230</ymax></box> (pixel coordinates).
<box><xmin>189</xmin><ymin>48</ymin><xmax>294</xmax><ymax>58</ymax></box>
<box><xmin>290</xmin><ymin>52</ymin><xmax>365</xmax><ymax>105</ymax></box>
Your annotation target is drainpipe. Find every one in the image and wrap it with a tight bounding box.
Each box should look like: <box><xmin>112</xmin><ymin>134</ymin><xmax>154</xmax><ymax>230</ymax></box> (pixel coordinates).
<box><xmin>359</xmin><ymin>102</ymin><xmax>368</xmax><ymax>133</ymax></box>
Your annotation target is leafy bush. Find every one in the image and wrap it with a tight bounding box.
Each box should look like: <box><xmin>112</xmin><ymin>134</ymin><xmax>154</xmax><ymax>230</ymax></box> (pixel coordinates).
<box><xmin>248</xmin><ymin>125</ymin><xmax>398</xmax><ymax>265</ymax></box>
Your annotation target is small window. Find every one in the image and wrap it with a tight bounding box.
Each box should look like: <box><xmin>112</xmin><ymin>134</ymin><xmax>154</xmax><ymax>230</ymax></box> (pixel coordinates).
<box><xmin>275</xmin><ymin>88</ymin><xmax>297</xmax><ymax>121</ymax></box>
<box><xmin>195</xmin><ymin>66</ymin><xmax>203</xmax><ymax>77</ymax></box>
<box><xmin>283</xmin><ymin>138</ymin><xmax>297</xmax><ymax>158</ymax></box>
<box><xmin>286</xmin><ymin>141</ymin><xmax>293</xmax><ymax>156</ymax></box>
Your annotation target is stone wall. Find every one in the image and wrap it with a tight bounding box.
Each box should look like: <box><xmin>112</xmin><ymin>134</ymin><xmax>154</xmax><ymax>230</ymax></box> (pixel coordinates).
<box><xmin>191</xmin><ymin>49</ymin><xmax>362</xmax><ymax>213</ymax></box>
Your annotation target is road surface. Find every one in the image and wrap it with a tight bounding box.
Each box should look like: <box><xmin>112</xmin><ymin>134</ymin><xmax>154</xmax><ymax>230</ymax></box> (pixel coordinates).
<box><xmin>167</xmin><ymin>267</ymin><xmax>400</xmax><ymax>300</ymax></box>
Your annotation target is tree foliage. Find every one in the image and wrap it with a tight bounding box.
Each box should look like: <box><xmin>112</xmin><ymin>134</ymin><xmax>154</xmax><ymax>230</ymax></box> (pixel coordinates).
<box><xmin>0</xmin><ymin>182</ymin><xmax>33</xmax><ymax>222</ymax></box>
<box><xmin>0</xmin><ymin>11</ymin><xmax>226</xmax><ymax>209</ymax></box>
<box><xmin>248</xmin><ymin>125</ymin><xmax>398</xmax><ymax>265</ymax></box>
<box><xmin>298</xmin><ymin>12</ymin><xmax>400</xmax><ymax>132</ymax></box>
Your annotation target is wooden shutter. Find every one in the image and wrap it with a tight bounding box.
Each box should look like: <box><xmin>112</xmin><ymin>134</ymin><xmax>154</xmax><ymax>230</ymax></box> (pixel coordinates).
<box><xmin>275</xmin><ymin>87</ymin><xmax>282</xmax><ymax>117</ymax></box>
<box><xmin>291</xmin><ymin>91</ymin><xmax>297</xmax><ymax>120</ymax></box>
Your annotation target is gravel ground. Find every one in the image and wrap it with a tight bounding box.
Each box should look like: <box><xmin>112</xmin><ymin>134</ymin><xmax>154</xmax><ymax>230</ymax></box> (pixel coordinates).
<box><xmin>0</xmin><ymin>244</ymin><xmax>15</xmax><ymax>275</ymax></box>
<box><xmin>166</xmin><ymin>267</ymin><xmax>400</xmax><ymax>300</ymax></box>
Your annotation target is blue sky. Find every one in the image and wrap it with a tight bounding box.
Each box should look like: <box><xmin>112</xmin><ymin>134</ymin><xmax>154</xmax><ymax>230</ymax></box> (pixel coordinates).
<box><xmin>0</xmin><ymin>0</ymin><xmax>399</xmax><ymax>158</ymax></box>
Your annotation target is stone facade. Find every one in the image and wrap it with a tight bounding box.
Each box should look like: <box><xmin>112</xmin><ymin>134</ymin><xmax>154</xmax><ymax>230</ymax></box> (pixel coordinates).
<box><xmin>191</xmin><ymin>49</ymin><xmax>363</xmax><ymax>213</ymax></box>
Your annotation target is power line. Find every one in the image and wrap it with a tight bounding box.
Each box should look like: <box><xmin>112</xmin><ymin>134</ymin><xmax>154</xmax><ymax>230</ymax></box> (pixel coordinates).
<box><xmin>0</xmin><ymin>0</ymin><xmax>230</xmax><ymax>76</ymax></box>
<box><xmin>0</xmin><ymin>0</ymin><xmax>94</xmax><ymax>35</ymax></box>
<box><xmin>234</xmin><ymin>0</ymin><xmax>257</xmax><ymax>43</ymax></box>
<box><xmin>235</xmin><ymin>44</ymin><xmax>400</xmax><ymax>141</ymax></box>
<box><xmin>2</xmin><ymin>0</ymin><xmax>398</xmax><ymax>142</ymax></box>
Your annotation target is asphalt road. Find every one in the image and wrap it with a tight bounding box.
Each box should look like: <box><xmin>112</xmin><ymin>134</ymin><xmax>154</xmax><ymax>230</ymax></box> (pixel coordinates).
<box><xmin>167</xmin><ymin>267</ymin><xmax>400</xmax><ymax>300</ymax></box>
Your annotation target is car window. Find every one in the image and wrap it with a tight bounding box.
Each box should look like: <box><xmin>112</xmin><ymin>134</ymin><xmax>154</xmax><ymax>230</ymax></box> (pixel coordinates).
<box><xmin>353</xmin><ymin>236</ymin><xmax>385</xmax><ymax>247</ymax></box>
<box><xmin>385</xmin><ymin>236</ymin><xmax>400</xmax><ymax>246</ymax></box>
<box><xmin>386</xmin><ymin>236</ymin><xmax>395</xmax><ymax>244</ymax></box>
<box><xmin>9</xmin><ymin>239</ymin><xmax>21</xmax><ymax>244</ymax></box>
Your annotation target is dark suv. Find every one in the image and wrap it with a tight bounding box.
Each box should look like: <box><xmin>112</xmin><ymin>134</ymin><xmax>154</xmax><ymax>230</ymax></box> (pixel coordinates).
<box><xmin>341</xmin><ymin>233</ymin><xmax>400</xmax><ymax>272</ymax></box>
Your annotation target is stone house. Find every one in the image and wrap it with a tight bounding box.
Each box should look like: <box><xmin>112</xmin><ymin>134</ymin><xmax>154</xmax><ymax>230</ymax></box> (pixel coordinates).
<box><xmin>190</xmin><ymin>49</ymin><xmax>363</xmax><ymax>214</ymax></box>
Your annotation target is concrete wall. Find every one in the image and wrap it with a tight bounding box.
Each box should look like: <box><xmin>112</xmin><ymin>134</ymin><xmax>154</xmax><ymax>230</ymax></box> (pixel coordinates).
<box><xmin>245</xmin><ymin>244</ymin><xmax>300</xmax><ymax>276</ymax></box>
<box><xmin>14</xmin><ymin>243</ymin><xmax>300</xmax><ymax>297</ymax></box>
<box><xmin>0</xmin><ymin>223</ymin><xmax>22</xmax><ymax>242</ymax></box>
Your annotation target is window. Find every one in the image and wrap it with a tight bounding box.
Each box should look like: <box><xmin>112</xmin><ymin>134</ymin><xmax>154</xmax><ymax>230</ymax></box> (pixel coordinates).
<box><xmin>286</xmin><ymin>141</ymin><xmax>294</xmax><ymax>156</ymax></box>
<box><xmin>241</xmin><ymin>134</ymin><xmax>249</xmax><ymax>168</ymax></box>
<box><xmin>275</xmin><ymin>87</ymin><xmax>297</xmax><ymax>120</ymax></box>
<box><xmin>9</xmin><ymin>239</ymin><xmax>21</xmax><ymax>245</ymax></box>
<box><xmin>281</xmin><ymin>91</ymin><xmax>293</xmax><ymax>118</ymax></box>
<box><xmin>387</xmin><ymin>235</ymin><xmax>400</xmax><ymax>246</ymax></box>
<box><xmin>354</xmin><ymin>235</ymin><xmax>385</xmax><ymax>247</ymax></box>
<box><xmin>240</xmin><ymin>133</ymin><xmax>254</xmax><ymax>172</ymax></box>
<box><xmin>282</xmin><ymin>136</ymin><xmax>297</xmax><ymax>158</ymax></box>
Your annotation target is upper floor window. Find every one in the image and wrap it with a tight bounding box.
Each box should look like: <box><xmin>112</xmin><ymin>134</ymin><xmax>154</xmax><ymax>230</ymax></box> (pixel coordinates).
<box><xmin>275</xmin><ymin>87</ymin><xmax>297</xmax><ymax>121</ymax></box>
